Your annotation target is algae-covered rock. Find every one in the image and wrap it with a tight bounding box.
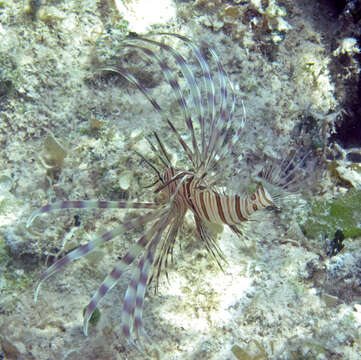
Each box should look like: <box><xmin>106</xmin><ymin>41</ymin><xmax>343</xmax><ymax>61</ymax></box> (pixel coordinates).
<box><xmin>231</xmin><ymin>341</ymin><xmax>267</xmax><ymax>360</ymax></box>
<box><xmin>302</xmin><ymin>189</ymin><xmax>361</xmax><ymax>239</ymax></box>
<box><xmin>41</xmin><ymin>132</ymin><xmax>67</xmax><ymax>169</ymax></box>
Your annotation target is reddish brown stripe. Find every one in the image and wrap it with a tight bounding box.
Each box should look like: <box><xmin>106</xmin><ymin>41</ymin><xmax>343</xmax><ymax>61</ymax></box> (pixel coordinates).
<box><xmin>206</xmin><ymin>191</ymin><xmax>217</xmax><ymax>221</ymax></box>
<box><xmin>259</xmin><ymin>185</ymin><xmax>273</xmax><ymax>206</ymax></box>
<box><xmin>118</xmin><ymin>201</ymin><xmax>126</xmax><ymax>208</ymax></box>
<box><xmin>185</xmin><ymin>179</ymin><xmax>195</xmax><ymax>211</ymax></box>
<box><xmin>215</xmin><ymin>193</ymin><xmax>227</xmax><ymax>224</ymax></box>
<box><xmin>101</xmin><ymin>230</ymin><xmax>113</xmax><ymax>241</ymax></box>
<box><xmin>98</xmin><ymin>283</ymin><xmax>109</xmax><ymax>297</ymax></box>
<box><xmin>123</xmin><ymin>253</ymin><xmax>135</xmax><ymax>265</ymax></box>
<box><xmin>140</xmin><ymin>270</ymin><xmax>148</xmax><ymax>286</ymax></box>
<box><xmin>87</xmin><ymin>300</ymin><xmax>97</xmax><ymax>313</ymax></box>
<box><xmin>255</xmin><ymin>189</ymin><xmax>266</xmax><ymax>208</ymax></box>
<box><xmin>185</xmin><ymin>180</ymin><xmax>191</xmax><ymax>199</ymax></box>
<box><xmin>235</xmin><ymin>195</ymin><xmax>247</xmax><ymax>221</ymax></box>
<box><xmin>97</xmin><ymin>200</ymin><xmax>108</xmax><ymax>208</ymax></box>
<box><xmin>244</xmin><ymin>198</ymin><xmax>251</xmax><ymax>216</ymax></box>
<box><xmin>226</xmin><ymin>196</ymin><xmax>235</xmax><ymax>223</ymax></box>
<box><xmin>134</xmin><ymin>316</ymin><xmax>142</xmax><ymax>329</ymax></box>
<box><xmin>191</xmin><ymin>186</ymin><xmax>202</xmax><ymax>215</ymax></box>
<box><xmin>40</xmin><ymin>204</ymin><xmax>52</xmax><ymax>213</ymax></box>
<box><xmin>139</xmin><ymin>234</ymin><xmax>148</xmax><ymax>247</ymax></box>
<box><xmin>199</xmin><ymin>192</ymin><xmax>210</xmax><ymax>222</ymax></box>
<box><xmin>135</xmin><ymin>294</ymin><xmax>144</xmax><ymax>308</ymax></box>
<box><xmin>122</xmin><ymin>324</ymin><xmax>130</xmax><ymax>338</ymax></box>
<box><xmin>110</xmin><ymin>267</ymin><xmax>122</xmax><ymax>279</ymax></box>
<box><xmin>62</xmin><ymin>201</ymin><xmax>83</xmax><ymax>209</ymax></box>
<box><xmin>129</xmin><ymin>278</ymin><xmax>137</xmax><ymax>290</ymax></box>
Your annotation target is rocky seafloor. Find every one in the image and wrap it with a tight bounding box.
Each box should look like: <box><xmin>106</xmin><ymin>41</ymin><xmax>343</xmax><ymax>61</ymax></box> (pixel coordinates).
<box><xmin>0</xmin><ymin>0</ymin><xmax>360</xmax><ymax>359</ymax></box>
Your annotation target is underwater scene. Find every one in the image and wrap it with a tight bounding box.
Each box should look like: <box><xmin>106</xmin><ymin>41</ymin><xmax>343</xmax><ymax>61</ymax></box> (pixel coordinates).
<box><xmin>0</xmin><ymin>0</ymin><xmax>360</xmax><ymax>359</ymax></box>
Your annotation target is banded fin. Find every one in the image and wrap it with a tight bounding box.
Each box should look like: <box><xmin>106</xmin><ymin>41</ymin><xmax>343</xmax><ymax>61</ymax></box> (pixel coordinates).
<box><xmin>26</xmin><ymin>200</ymin><xmax>159</xmax><ymax>228</ymax></box>
<box><xmin>33</xmin><ymin>206</ymin><xmax>169</xmax><ymax>303</ymax></box>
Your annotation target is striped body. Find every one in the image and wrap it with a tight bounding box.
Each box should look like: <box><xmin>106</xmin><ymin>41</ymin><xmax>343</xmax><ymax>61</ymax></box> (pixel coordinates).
<box><xmin>160</xmin><ymin>166</ymin><xmax>274</xmax><ymax>227</ymax></box>
<box><xmin>191</xmin><ymin>185</ymin><xmax>274</xmax><ymax>225</ymax></box>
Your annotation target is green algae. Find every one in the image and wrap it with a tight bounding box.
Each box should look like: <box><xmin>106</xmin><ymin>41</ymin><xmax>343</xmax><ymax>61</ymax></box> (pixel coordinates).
<box><xmin>231</xmin><ymin>341</ymin><xmax>267</xmax><ymax>360</ymax></box>
<box><xmin>301</xmin><ymin>189</ymin><xmax>361</xmax><ymax>239</ymax></box>
<box><xmin>0</xmin><ymin>235</ymin><xmax>9</xmax><ymax>264</ymax></box>
<box><xmin>83</xmin><ymin>307</ymin><xmax>101</xmax><ymax>328</ymax></box>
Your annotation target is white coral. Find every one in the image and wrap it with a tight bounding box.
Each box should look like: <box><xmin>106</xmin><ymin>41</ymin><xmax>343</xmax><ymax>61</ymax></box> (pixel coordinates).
<box><xmin>333</xmin><ymin>37</ymin><xmax>360</xmax><ymax>57</ymax></box>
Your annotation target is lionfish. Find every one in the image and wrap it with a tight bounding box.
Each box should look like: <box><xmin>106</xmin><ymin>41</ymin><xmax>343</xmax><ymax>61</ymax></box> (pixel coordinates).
<box><xmin>26</xmin><ymin>33</ymin><xmax>309</xmax><ymax>354</ymax></box>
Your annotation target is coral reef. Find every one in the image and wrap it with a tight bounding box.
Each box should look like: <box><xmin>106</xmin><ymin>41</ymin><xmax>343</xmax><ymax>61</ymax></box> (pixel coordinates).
<box><xmin>0</xmin><ymin>0</ymin><xmax>360</xmax><ymax>359</ymax></box>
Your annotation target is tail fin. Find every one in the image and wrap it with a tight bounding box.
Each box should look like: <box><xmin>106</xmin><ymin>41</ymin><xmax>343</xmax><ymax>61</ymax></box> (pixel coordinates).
<box><xmin>257</xmin><ymin>148</ymin><xmax>319</xmax><ymax>207</ymax></box>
